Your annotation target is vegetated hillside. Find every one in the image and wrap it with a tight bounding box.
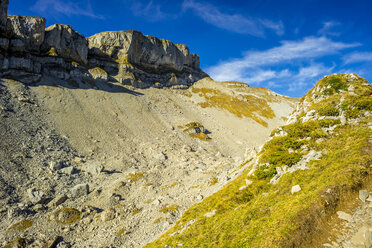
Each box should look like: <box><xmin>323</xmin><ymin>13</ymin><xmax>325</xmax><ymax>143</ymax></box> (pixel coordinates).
<box><xmin>145</xmin><ymin>73</ymin><xmax>372</xmax><ymax>248</ymax></box>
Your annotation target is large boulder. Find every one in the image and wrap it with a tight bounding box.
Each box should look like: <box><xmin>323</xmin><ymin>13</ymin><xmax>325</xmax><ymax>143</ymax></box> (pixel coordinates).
<box><xmin>0</xmin><ymin>0</ymin><xmax>8</xmax><ymax>34</ymax></box>
<box><xmin>42</xmin><ymin>24</ymin><xmax>88</xmax><ymax>64</ymax></box>
<box><xmin>88</xmin><ymin>30</ymin><xmax>200</xmax><ymax>73</ymax></box>
<box><xmin>6</xmin><ymin>15</ymin><xmax>46</xmax><ymax>52</ymax></box>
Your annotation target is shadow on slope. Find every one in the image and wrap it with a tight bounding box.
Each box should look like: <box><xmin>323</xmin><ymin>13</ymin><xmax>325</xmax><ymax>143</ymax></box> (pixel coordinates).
<box><xmin>2</xmin><ymin>72</ymin><xmax>144</xmax><ymax>96</ymax></box>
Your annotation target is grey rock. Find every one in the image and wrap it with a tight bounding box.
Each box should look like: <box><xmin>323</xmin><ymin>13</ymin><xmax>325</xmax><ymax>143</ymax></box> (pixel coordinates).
<box><xmin>291</xmin><ymin>185</ymin><xmax>301</xmax><ymax>194</ymax></box>
<box><xmin>9</xmin><ymin>38</ymin><xmax>25</xmax><ymax>52</ymax></box>
<box><xmin>6</xmin><ymin>70</ymin><xmax>41</xmax><ymax>84</ymax></box>
<box><xmin>42</xmin><ymin>24</ymin><xmax>88</xmax><ymax>64</ymax></box>
<box><xmin>9</xmin><ymin>56</ymin><xmax>33</xmax><ymax>72</ymax></box>
<box><xmin>6</xmin><ymin>15</ymin><xmax>46</xmax><ymax>52</ymax></box>
<box><xmin>0</xmin><ymin>0</ymin><xmax>8</xmax><ymax>33</ymax></box>
<box><xmin>101</xmin><ymin>208</ymin><xmax>115</xmax><ymax>221</ymax></box>
<box><xmin>0</xmin><ymin>38</ymin><xmax>9</xmax><ymax>50</ymax></box>
<box><xmin>56</xmin><ymin>241</ymin><xmax>71</xmax><ymax>248</ymax></box>
<box><xmin>82</xmin><ymin>161</ymin><xmax>104</xmax><ymax>175</ymax></box>
<box><xmin>70</xmin><ymin>183</ymin><xmax>89</xmax><ymax>198</ymax></box>
<box><xmin>0</xmin><ymin>57</ymin><xmax>8</xmax><ymax>70</ymax></box>
<box><xmin>359</xmin><ymin>190</ymin><xmax>369</xmax><ymax>203</ymax></box>
<box><xmin>48</xmin><ymin>194</ymin><xmax>68</xmax><ymax>207</ymax></box>
<box><xmin>60</xmin><ymin>166</ymin><xmax>75</xmax><ymax>175</ymax></box>
<box><xmin>33</xmin><ymin>203</ymin><xmax>45</xmax><ymax>211</ymax></box>
<box><xmin>337</xmin><ymin>211</ymin><xmax>352</xmax><ymax>222</ymax></box>
<box><xmin>27</xmin><ymin>188</ymin><xmax>46</xmax><ymax>204</ymax></box>
<box><xmin>50</xmin><ymin>161</ymin><xmax>63</xmax><ymax>170</ymax></box>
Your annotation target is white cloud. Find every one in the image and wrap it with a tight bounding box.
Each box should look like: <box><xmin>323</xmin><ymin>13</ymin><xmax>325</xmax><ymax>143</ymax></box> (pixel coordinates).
<box><xmin>318</xmin><ymin>21</ymin><xmax>341</xmax><ymax>36</ymax></box>
<box><xmin>31</xmin><ymin>0</ymin><xmax>103</xmax><ymax>19</ymax></box>
<box><xmin>343</xmin><ymin>52</ymin><xmax>372</xmax><ymax>64</ymax></box>
<box><xmin>242</xmin><ymin>69</ymin><xmax>291</xmax><ymax>85</ymax></box>
<box><xmin>182</xmin><ymin>0</ymin><xmax>283</xmax><ymax>37</ymax></box>
<box><xmin>207</xmin><ymin>36</ymin><xmax>359</xmax><ymax>83</ymax></box>
<box><xmin>131</xmin><ymin>0</ymin><xmax>170</xmax><ymax>21</ymax></box>
<box><xmin>288</xmin><ymin>63</ymin><xmax>335</xmax><ymax>92</ymax></box>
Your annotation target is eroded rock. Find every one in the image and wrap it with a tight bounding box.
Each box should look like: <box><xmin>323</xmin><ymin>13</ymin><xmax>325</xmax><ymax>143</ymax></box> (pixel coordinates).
<box><xmin>88</xmin><ymin>30</ymin><xmax>199</xmax><ymax>72</ymax></box>
<box><xmin>70</xmin><ymin>183</ymin><xmax>89</xmax><ymax>198</ymax></box>
<box><xmin>7</xmin><ymin>15</ymin><xmax>46</xmax><ymax>52</ymax></box>
<box><xmin>42</xmin><ymin>24</ymin><xmax>88</xmax><ymax>64</ymax></box>
<box><xmin>0</xmin><ymin>0</ymin><xmax>8</xmax><ymax>34</ymax></box>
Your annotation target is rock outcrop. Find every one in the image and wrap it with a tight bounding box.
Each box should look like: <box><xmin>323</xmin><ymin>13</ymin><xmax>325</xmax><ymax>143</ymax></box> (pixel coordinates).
<box><xmin>0</xmin><ymin>1</ymin><xmax>207</xmax><ymax>88</ymax></box>
<box><xmin>42</xmin><ymin>24</ymin><xmax>88</xmax><ymax>64</ymax></box>
<box><xmin>87</xmin><ymin>30</ymin><xmax>206</xmax><ymax>88</ymax></box>
<box><xmin>0</xmin><ymin>0</ymin><xmax>8</xmax><ymax>34</ymax></box>
<box><xmin>6</xmin><ymin>15</ymin><xmax>46</xmax><ymax>52</ymax></box>
<box><xmin>88</xmin><ymin>31</ymin><xmax>199</xmax><ymax>72</ymax></box>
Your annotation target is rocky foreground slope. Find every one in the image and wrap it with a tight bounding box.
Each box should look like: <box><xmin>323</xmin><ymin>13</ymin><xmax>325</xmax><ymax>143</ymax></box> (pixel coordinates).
<box><xmin>0</xmin><ymin>1</ymin><xmax>299</xmax><ymax>247</ymax></box>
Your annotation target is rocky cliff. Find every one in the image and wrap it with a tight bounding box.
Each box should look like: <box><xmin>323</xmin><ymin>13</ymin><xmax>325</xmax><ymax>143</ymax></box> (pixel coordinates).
<box><xmin>0</xmin><ymin>0</ymin><xmax>8</xmax><ymax>34</ymax></box>
<box><xmin>0</xmin><ymin>2</ymin><xmax>207</xmax><ymax>88</ymax></box>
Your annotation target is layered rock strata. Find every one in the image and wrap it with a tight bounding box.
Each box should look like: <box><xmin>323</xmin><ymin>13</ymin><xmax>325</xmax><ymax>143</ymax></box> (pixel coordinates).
<box><xmin>0</xmin><ymin>0</ymin><xmax>8</xmax><ymax>33</ymax></box>
<box><xmin>0</xmin><ymin>2</ymin><xmax>207</xmax><ymax>88</ymax></box>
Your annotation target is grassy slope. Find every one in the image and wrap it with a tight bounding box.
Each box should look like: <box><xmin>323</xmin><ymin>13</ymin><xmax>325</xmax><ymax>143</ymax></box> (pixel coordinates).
<box><xmin>145</xmin><ymin>74</ymin><xmax>372</xmax><ymax>248</ymax></box>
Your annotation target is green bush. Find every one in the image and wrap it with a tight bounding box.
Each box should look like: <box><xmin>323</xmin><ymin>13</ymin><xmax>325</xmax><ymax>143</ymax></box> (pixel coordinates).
<box><xmin>255</xmin><ymin>164</ymin><xmax>277</xmax><ymax>180</ymax></box>
<box><xmin>317</xmin><ymin>105</ymin><xmax>339</xmax><ymax>116</ymax></box>
<box><xmin>322</xmin><ymin>76</ymin><xmax>348</xmax><ymax>95</ymax></box>
<box><xmin>319</xmin><ymin>119</ymin><xmax>341</xmax><ymax>127</ymax></box>
<box><xmin>265</xmin><ymin>136</ymin><xmax>304</xmax><ymax>150</ymax></box>
<box><xmin>284</xmin><ymin>121</ymin><xmax>318</xmax><ymax>138</ymax></box>
<box><xmin>260</xmin><ymin>148</ymin><xmax>303</xmax><ymax>168</ymax></box>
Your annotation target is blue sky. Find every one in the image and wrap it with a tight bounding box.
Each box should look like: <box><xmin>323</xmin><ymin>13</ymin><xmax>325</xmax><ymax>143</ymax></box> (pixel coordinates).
<box><xmin>9</xmin><ymin>0</ymin><xmax>372</xmax><ymax>97</ymax></box>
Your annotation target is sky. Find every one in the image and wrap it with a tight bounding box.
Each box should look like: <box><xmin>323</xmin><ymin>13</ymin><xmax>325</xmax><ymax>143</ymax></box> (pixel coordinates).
<box><xmin>8</xmin><ymin>0</ymin><xmax>372</xmax><ymax>97</ymax></box>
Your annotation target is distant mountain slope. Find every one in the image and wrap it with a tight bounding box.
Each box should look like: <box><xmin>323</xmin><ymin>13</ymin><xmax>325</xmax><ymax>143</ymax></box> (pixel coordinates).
<box><xmin>145</xmin><ymin>74</ymin><xmax>372</xmax><ymax>248</ymax></box>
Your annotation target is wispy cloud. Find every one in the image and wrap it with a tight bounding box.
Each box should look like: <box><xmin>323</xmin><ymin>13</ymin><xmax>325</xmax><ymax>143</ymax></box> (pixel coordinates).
<box><xmin>31</xmin><ymin>0</ymin><xmax>103</xmax><ymax>19</ymax></box>
<box><xmin>206</xmin><ymin>36</ymin><xmax>359</xmax><ymax>94</ymax></box>
<box><xmin>207</xmin><ymin>36</ymin><xmax>359</xmax><ymax>82</ymax></box>
<box><xmin>131</xmin><ymin>0</ymin><xmax>171</xmax><ymax>21</ymax></box>
<box><xmin>343</xmin><ymin>52</ymin><xmax>372</xmax><ymax>64</ymax></box>
<box><xmin>288</xmin><ymin>63</ymin><xmax>335</xmax><ymax>92</ymax></box>
<box><xmin>318</xmin><ymin>21</ymin><xmax>341</xmax><ymax>36</ymax></box>
<box><xmin>182</xmin><ymin>0</ymin><xmax>284</xmax><ymax>37</ymax></box>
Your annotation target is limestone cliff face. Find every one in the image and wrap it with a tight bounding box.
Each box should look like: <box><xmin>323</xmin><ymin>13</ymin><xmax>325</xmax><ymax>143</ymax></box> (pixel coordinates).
<box><xmin>0</xmin><ymin>0</ymin><xmax>8</xmax><ymax>33</ymax></box>
<box><xmin>42</xmin><ymin>24</ymin><xmax>88</xmax><ymax>65</ymax></box>
<box><xmin>87</xmin><ymin>30</ymin><xmax>206</xmax><ymax>88</ymax></box>
<box><xmin>6</xmin><ymin>15</ymin><xmax>46</xmax><ymax>53</ymax></box>
<box><xmin>0</xmin><ymin>2</ymin><xmax>207</xmax><ymax>88</ymax></box>
<box><xmin>88</xmin><ymin>31</ymin><xmax>200</xmax><ymax>72</ymax></box>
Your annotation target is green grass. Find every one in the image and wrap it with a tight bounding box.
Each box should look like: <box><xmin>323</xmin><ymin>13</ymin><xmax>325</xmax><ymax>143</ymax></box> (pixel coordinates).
<box><xmin>191</xmin><ymin>87</ymin><xmax>275</xmax><ymax>127</ymax></box>
<box><xmin>127</xmin><ymin>172</ymin><xmax>144</xmax><ymax>182</ymax></box>
<box><xmin>7</xmin><ymin>219</ymin><xmax>33</xmax><ymax>232</ymax></box>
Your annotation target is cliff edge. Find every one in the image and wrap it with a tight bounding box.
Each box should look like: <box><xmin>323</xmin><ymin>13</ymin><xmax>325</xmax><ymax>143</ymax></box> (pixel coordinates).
<box><xmin>0</xmin><ymin>0</ymin><xmax>207</xmax><ymax>89</ymax></box>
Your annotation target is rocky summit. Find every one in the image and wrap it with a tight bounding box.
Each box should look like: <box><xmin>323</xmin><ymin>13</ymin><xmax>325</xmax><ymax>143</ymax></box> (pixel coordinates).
<box><xmin>0</xmin><ymin>1</ymin><xmax>371</xmax><ymax>248</ymax></box>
